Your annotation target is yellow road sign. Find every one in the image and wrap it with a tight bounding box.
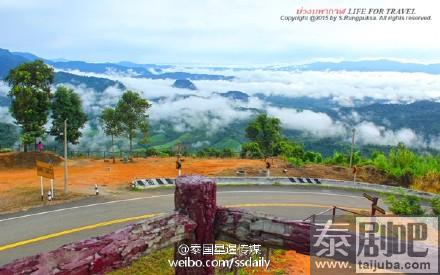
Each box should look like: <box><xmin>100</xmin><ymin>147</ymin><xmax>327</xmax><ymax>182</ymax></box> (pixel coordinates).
<box><xmin>36</xmin><ymin>160</ymin><xmax>54</xmax><ymax>179</ymax></box>
<box><xmin>352</xmin><ymin>165</ymin><xmax>358</xmax><ymax>174</ymax></box>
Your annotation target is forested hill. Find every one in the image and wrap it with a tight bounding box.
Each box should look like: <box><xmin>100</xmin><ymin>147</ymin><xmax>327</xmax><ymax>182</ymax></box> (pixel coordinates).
<box><xmin>0</xmin><ymin>48</ymin><xmax>125</xmax><ymax>93</ymax></box>
<box><xmin>338</xmin><ymin>101</ymin><xmax>440</xmax><ymax>138</ymax></box>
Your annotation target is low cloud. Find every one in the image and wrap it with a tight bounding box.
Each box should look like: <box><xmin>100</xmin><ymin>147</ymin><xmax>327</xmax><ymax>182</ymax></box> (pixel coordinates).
<box><xmin>267</xmin><ymin>107</ymin><xmax>345</xmax><ymax>137</ymax></box>
<box><xmin>0</xmin><ymin>81</ymin><xmax>8</xmax><ymax>96</ymax></box>
<box><xmin>150</xmin><ymin>95</ymin><xmax>254</xmax><ymax>135</ymax></box>
<box><xmin>180</xmin><ymin>69</ymin><xmax>440</xmax><ymax>107</ymax></box>
<box><xmin>0</xmin><ymin>106</ymin><xmax>14</xmax><ymax>124</ymax></box>
<box><xmin>4</xmin><ymin>68</ymin><xmax>438</xmax><ymax>150</ymax></box>
<box><xmin>355</xmin><ymin>121</ymin><xmax>426</xmax><ymax>148</ymax></box>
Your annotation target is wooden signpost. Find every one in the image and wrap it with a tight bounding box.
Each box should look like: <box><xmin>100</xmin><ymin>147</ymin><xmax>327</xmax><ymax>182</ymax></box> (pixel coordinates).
<box><xmin>372</xmin><ymin>204</ymin><xmax>386</xmax><ymax>215</ymax></box>
<box><xmin>363</xmin><ymin>192</ymin><xmax>386</xmax><ymax>216</ymax></box>
<box><xmin>36</xmin><ymin>160</ymin><xmax>54</xmax><ymax>201</ymax></box>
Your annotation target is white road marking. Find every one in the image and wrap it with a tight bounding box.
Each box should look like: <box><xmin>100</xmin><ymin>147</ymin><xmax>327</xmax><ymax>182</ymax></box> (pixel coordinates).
<box><xmin>0</xmin><ymin>194</ymin><xmax>174</xmax><ymax>223</ymax></box>
<box><xmin>0</xmin><ymin>190</ymin><xmax>361</xmax><ymax>223</ymax></box>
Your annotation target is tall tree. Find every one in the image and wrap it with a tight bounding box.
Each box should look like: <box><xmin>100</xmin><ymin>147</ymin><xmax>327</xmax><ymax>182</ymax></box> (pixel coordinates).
<box><xmin>99</xmin><ymin>107</ymin><xmax>122</xmax><ymax>160</ymax></box>
<box><xmin>50</xmin><ymin>86</ymin><xmax>87</xmax><ymax>144</ymax></box>
<box><xmin>245</xmin><ymin>113</ymin><xmax>282</xmax><ymax>157</ymax></box>
<box><xmin>115</xmin><ymin>90</ymin><xmax>151</xmax><ymax>153</ymax></box>
<box><xmin>5</xmin><ymin>60</ymin><xmax>54</xmax><ymax>151</ymax></box>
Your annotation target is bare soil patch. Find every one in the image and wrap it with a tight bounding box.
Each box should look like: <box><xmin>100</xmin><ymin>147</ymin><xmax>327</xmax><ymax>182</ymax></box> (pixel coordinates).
<box><xmin>0</xmin><ymin>151</ymin><xmax>62</xmax><ymax>169</ymax></box>
<box><xmin>0</xmin><ymin>155</ymin><xmax>394</xmax><ymax>213</ymax></box>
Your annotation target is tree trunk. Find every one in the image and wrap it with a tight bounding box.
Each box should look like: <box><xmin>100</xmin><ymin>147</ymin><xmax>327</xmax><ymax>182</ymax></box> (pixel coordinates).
<box><xmin>111</xmin><ymin>135</ymin><xmax>115</xmax><ymax>164</ymax></box>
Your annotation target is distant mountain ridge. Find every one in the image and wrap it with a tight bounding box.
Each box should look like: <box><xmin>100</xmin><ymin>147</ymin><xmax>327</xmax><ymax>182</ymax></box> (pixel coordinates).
<box><xmin>3</xmin><ymin>48</ymin><xmax>440</xmax><ymax>76</ymax></box>
<box><xmin>0</xmin><ymin>48</ymin><xmax>234</xmax><ymax>81</ymax></box>
<box><xmin>271</xmin><ymin>59</ymin><xmax>440</xmax><ymax>74</ymax></box>
<box><xmin>50</xmin><ymin>61</ymin><xmax>233</xmax><ymax>80</ymax></box>
<box><xmin>0</xmin><ymin>48</ymin><xmax>125</xmax><ymax>92</ymax></box>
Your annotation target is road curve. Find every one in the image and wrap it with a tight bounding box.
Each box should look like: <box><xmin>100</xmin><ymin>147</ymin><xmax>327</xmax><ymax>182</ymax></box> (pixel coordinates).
<box><xmin>0</xmin><ymin>185</ymin><xmax>387</xmax><ymax>265</ymax></box>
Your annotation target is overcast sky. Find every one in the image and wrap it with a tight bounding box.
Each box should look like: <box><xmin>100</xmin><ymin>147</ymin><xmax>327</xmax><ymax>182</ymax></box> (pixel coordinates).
<box><xmin>0</xmin><ymin>0</ymin><xmax>439</xmax><ymax>64</ymax></box>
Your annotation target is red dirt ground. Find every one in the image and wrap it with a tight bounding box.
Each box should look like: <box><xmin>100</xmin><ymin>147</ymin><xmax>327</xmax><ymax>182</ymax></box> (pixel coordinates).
<box><xmin>0</xmin><ymin>155</ymin><xmax>390</xmax><ymax>194</ymax></box>
<box><xmin>0</xmin><ymin>153</ymin><xmax>393</xmax><ymax>213</ymax></box>
<box><xmin>0</xmin><ymin>157</ymin><xmax>265</xmax><ymax>193</ymax></box>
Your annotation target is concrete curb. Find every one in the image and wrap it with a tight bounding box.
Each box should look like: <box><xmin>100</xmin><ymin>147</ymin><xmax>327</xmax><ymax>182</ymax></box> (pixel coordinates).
<box><xmin>131</xmin><ymin>176</ymin><xmax>438</xmax><ymax>200</ymax></box>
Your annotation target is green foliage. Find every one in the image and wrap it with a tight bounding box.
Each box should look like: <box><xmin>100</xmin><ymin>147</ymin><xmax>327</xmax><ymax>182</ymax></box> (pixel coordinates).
<box><xmin>20</xmin><ymin>132</ymin><xmax>35</xmax><ymax>147</ymax></box>
<box><xmin>431</xmin><ymin>197</ymin><xmax>440</xmax><ymax>216</ymax></box>
<box><xmin>273</xmin><ymin>139</ymin><xmax>304</xmax><ymax>159</ymax></box>
<box><xmin>157</xmin><ymin>151</ymin><xmax>170</xmax><ymax>157</ymax></box>
<box><xmin>285</xmin><ymin>156</ymin><xmax>305</xmax><ymax>167</ymax></box>
<box><xmin>5</xmin><ymin>60</ymin><xmax>54</xmax><ymax>150</ymax></box>
<box><xmin>196</xmin><ymin>147</ymin><xmax>221</xmax><ymax>158</ymax></box>
<box><xmin>304</xmin><ymin>151</ymin><xmax>323</xmax><ymax>163</ymax></box>
<box><xmin>386</xmin><ymin>192</ymin><xmax>425</xmax><ymax>216</ymax></box>
<box><xmin>240</xmin><ymin>142</ymin><xmax>264</xmax><ymax>159</ymax></box>
<box><xmin>371</xmin><ymin>143</ymin><xmax>440</xmax><ymax>182</ymax></box>
<box><xmin>195</xmin><ymin>147</ymin><xmax>237</xmax><ymax>158</ymax></box>
<box><xmin>115</xmin><ymin>90</ymin><xmax>151</xmax><ymax>152</ymax></box>
<box><xmin>245</xmin><ymin>113</ymin><xmax>281</xmax><ymax>157</ymax></box>
<box><xmin>145</xmin><ymin>147</ymin><xmax>159</xmax><ymax>157</ymax></box>
<box><xmin>372</xmin><ymin>151</ymin><xmax>389</xmax><ymax>171</ymax></box>
<box><xmin>331</xmin><ymin>151</ymin><xmax>346</xmax><ymax>165</ymax></box>
<box><xmin>221</xmin><ymin>148</ymin><xmax>236</xmax><ymax>158</ymax></box>
<box><xmin>99</xmin><ymin>107</ymin><xmax>122</xmax><ymax>149</ymax></box>
<box><xmin>50</xmin><ymin>86</ymin><xmax>87</xmax><ymax>144</ymax></box>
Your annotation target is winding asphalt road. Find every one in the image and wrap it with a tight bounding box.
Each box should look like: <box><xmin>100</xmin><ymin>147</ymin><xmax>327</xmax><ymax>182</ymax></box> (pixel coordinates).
<box><xmin>0</xmin><ymin>185</ymin><xmax>388</xmax><ymax>265</ymax></box>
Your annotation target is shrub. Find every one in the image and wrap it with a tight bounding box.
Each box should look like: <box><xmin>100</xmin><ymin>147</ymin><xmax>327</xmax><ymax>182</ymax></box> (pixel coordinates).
<box><xmin>240</xmin><ymin>142</ymin><xmax>264</xmax><ymax>159</ymax></box>
<box><xmin>331</xmin><ymin>152</ymin><xmax>346</xmax><ymax>165</ymax></box>
<box><xmin>411</xmin><ymin>171</ymin><xmax>440</xmax><ymax>193</ymax></box>
<box><xmin>372</xmin><ymin>152</ymin><xmax>389</xmax><ymax>171</ymax></box>
<box><xmin>0</xmin><ymin>148</ymin><xmax>12</xmax><ymax>153</ymax></box>
<box><xmin>196</xmin><ymin>147</ymin><xmax>222</xmax><ymax>158</ymax></box>
<box><xmin>157</xmin><ymin>151</ymin><xmax>169</xmax><ymax>157</ymax></box>
<box><xmin>303</xmin><ymin>151</ymin><xmax>322</xmax><ymax>163</ymax></box>
<box><xmin>273</xmin><ymin>140</ymin><xmax>304</xmax><ymax>159</ymax></box>
<box><xmin>386</xmin><ymin>193</ymin><xmax>425</xmax><ymax>215</ymax></box>
<box><xmin>221</xmin><ymin>148</ymin><xmax>236</xmax><ymax>158</ymax></box>
<box><xmin>431</xmin><ymin>197</ymin><xmax>440</xmax><ymax>216</ymax></box>
<box><xmin>285</xmin><ymin>156</ymin><xmax>304</xmax><ymax>167</ymax></box>
<box><xmin>145</xmin><ymin>148</ymin><xmax>159</xmax><ymax>157</ymax></box>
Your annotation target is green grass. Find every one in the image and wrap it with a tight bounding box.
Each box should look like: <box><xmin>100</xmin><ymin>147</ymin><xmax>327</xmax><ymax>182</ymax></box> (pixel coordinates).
<box><xmin>110</xmin><ymin>246</ymin><xmax>174</xmax><ymax>275</ymax></box>
<box><xmin>110</xmin><ymin>243</ymin><xmax>277</xmax><ymax>275</ymax></box>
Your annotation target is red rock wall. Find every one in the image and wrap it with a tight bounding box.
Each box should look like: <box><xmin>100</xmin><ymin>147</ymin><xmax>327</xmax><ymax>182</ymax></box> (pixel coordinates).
<box><xmin>0</xmin><ymin>176</ymin><xmax>316</xmax><ymax>275</ymax></box>
<box><xmin>215</xmin><ymin>207</ymin><xmax>312</xmax><ymax>254</ymax></box>
<box><xmin>174</xmin><ymin>175</ymin><xmax>217</xmax><ymax>275</ymax></box>
<box><xmin>0</xmin><ymin>213</ymin><xmax>196</xmax><ymax>275</ymax></box>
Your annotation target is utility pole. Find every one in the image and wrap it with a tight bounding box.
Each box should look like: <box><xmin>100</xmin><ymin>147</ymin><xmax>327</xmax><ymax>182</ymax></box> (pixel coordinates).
<box><xmin>349</xmin><ymin>128</ymin><xmax>356</xmax><ymax>168</ymax></box>
<box><xmin>64</xmin><ymin>119</ymin><xmax>68</xmax><ymax>193</ymax></box>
